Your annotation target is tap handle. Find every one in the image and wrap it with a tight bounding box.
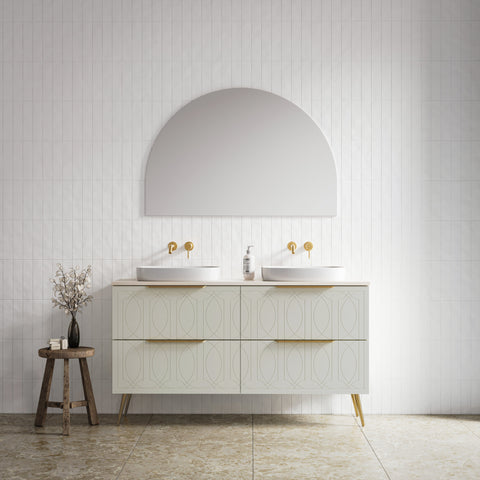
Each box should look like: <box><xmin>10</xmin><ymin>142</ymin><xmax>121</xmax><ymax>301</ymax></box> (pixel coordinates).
<box><xmin>304</xmin><ymin>241</ymin><xmax>313</xmax><ymax>259</ymax></box>
<box><xmin>287</xmin><ymin>241</ymin><xmax>297</xmax><ymax>254</ymax></box>
<box><xmin>184</xmin><ymin>241</ymin><xmax>194</xmax><ymax>259</ymax></box>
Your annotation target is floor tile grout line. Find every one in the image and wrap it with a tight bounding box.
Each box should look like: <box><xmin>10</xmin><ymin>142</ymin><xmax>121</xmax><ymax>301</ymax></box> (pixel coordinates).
<box><xmin>460</xmin><ymin>420</ymin><xmax>480</xmax><ymax>441</ymax></box>
<box><xmin>356</xmin><ymin>416</ymin><xmax>392</xmax><ymax>480</ymax></box>
<box><xmin>252</xmin><ymin>414</ymin><xmax>255</xmax><ymax>480</ymax></box>
<box><xmin>114</xmin><ymin>414</ymin><xmax>153</xmax><ymax>480</ymax></box>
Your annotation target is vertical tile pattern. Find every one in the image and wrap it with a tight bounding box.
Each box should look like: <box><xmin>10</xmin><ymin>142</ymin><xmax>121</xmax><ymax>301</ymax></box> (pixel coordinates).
<box><xmin>0</xmin><ymin>0</ymin><xmax>479</xmax><ymax>414</ymax></box>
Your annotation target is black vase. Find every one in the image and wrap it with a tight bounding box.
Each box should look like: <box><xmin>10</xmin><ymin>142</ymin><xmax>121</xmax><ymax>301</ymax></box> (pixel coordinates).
<box><xmin>68</xmin><ymin>312</ymin><xmax>80</xmax><ymax>348</ymax></box>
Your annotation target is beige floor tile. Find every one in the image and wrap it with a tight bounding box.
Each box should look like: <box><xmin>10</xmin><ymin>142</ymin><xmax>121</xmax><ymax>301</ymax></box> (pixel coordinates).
<box><xmin>253</xmin><ymin>414</ymin><xmax>388</xmax><ymax>480</ymax></box>
<box><xmin>0</xmin><ymin>414</ymin><xmax>145</xmax><ymax>480</ymax></box>
<box><xmin>117</xmin><ymin>414</ymin><xmax>253</xmax><ymax>480</ymax></box>
<box><xmin>253</xmin><ymin>414</ymin><xmax>358</xmax><ymax>428</ymax></box>
<box><xmin>362</xmin><ymin>415</ymin><xmax>480</xmax><ymax>480</ymax></box>
<box><xmin>3</xmin><ymin>414</ymin><xmax>480</xmax><ymax>480</ymax></box>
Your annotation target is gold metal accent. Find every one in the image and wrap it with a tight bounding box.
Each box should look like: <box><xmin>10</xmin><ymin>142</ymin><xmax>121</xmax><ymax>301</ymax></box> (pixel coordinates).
<box><xmin>351</xmin><ymin>394</ymin><xmax>359</xmax><ymax>417</ymax></box>
<box><xmin>123</xmin><ymin>394</ymin><xmax>132</xmax><ymax>418</ymax></box>
<box><xmin>117</xmin><ymin>394</ymin><xmax>127</xmax><ymax>425</ymax></box>
<box><xmin>168</xmin><ymin>241</ymin><xmax>177</xmax><ymax>254</ymax></box>
<box><xmin>355</xmin><ymin>394</ymin><xmax>365</xmax><ymax>427</ymax></box>
<box><xmin>274</xmin><ymin>339</ymin><xmax>334</xmax><ymax>343</ymax></box>
<box><xmin>351</xmin><ymin>394</ymin><xmax>365</xmax><ymax>427</ymax></box>
<box><xmin>184</xmin><ymin>241</ymin><xmax>194</xmax><ymax>258</ymax></box>
<box><xmin>274</xmin><ymin>285</ymin><xmax>334</xmax><ymax>288</ymax></box>
<box><xmin>145</xmin><ymin>339</ymin><xmax>205</xmax><ymax>343</ymax></box>
<box><xmin>117</xmin><ymin>393</ymin><xmax>132</xmax><ymax>425</ymax></box>
<box><xmin>287</xmin><ymin>241</ymin><xmax>297</xmax><ymax>254</ymax></box>
<box><xmin>304</xmin><ymin>241</ymin><xmax>313</xmax><ymax>259</ymax></box>
<box><xmin>146</xmin><ymin>285</ymin><xmax>206</xmax><ymax>288</ymax></box>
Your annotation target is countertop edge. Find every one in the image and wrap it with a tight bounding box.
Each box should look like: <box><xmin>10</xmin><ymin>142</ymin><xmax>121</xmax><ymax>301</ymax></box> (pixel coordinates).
<box><xmin>112</xmin><ymin>279</ymin><xmax>370</xmax><ymax>286</ymax></box>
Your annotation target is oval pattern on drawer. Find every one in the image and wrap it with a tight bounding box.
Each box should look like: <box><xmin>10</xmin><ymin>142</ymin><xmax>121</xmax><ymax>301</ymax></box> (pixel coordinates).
<box><xmin>125</xmin><ymin>343</ymin><xmax>143</xmax><ymax>385</ymax></box>
<box><xmin>259</xmin><ymin>297</ymin><xmax>277</xmax><ymax>337</ymax></box>
<box><xmin>259</xmin><ymin>344</ymin><xmax>277</xmax><ymax>386</ymax></box>
<box><xmin>339</xmin><ymin>296</ymin><xmax>357</xmax><ymax>337</ymax></box>
<box><xmin>285</xmin><ymin>297</ymin><xmax>304</xmax><ymax>337</ymax></box>
<box><xmin>312</xmin><ymin>298</ymin><xmax>331</xmax><ymax>338</ymax></box>
<box><xmin>205</xmin><ymin>297</ymin><xmax>223</xmax><ymax>337</ymax></box>
<box><xmin>178</xmin><ymin>346</ymin><xmax>196</xmax><ymax>386</ymax></box>
<box><xmin>125</xmin><ymin>296</ymin><xmax>142</xmax><ymax>337</ymax></box>
<box><xmin>151</xmin><ymin>347</ymin><xmax>170</xmax><ymax>384</ymax></box>
<box><xmin>313</xmin><ymin>347</ymin><xmax>330</xmax><ymax>385</ymax></box>
<box><xmin>205</xmin><ymin>343</ymin><xmax>222</xmax><ymax>385</ymax></box>
<box><xmin>339</xmin><ymin>344</ymin><xmax>358</xmax><ymax>385</ymax></box>
<box><xmin>151</xmin><ymin>296</ymin><xmax>169</xmax><ymax>337</ymax></box>
<box><xmin>178</xmin><ymin>297</ymin><xmax>196</xmax><ymax>336</ymax></box>
<box><xmin>286</xmin><ymin>345</ymin><xmax>304</xmax><ymax>386</ymax></box>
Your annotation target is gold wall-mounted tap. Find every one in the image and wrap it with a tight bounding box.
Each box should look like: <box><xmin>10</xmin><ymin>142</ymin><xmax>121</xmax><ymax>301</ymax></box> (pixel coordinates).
<box><xmin>168</xmin><ymin>241</ymin><xmax>177</xmax><ymax>254</ymax></box>
<box><xmin>184</xmin><ymin>241</ymin><xmax>194</xmax><ymax>258</ymax></box>
<box><xmin>304</xmin><ymin>241</ymin><xmax>313</xmax><ymax>259</ymax></box>
<box><xmin>287</xmin><ymin>241</ymin><xmax>297</xmax><ymax>254</ymax></box>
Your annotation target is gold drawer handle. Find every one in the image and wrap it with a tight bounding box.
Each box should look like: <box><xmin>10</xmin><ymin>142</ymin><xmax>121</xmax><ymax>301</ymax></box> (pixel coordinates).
<box><xmin>274</xmin><ymin>285</ymin><xmax>334</xmax><ymax>289</ymax></box>
<box><xmin>146</xmin><ymin>285</ymin><xmax>206</xmax><ymax>288</ymax></box>
<box><xmin>274</xmin><ymin>339</ymin><xmax>334</xmax><ymax>343</ymax></box>
<box><xmin>146</xmin><ymin>339</ymin><xmax>205</xmax><ymax>343</ymax></box>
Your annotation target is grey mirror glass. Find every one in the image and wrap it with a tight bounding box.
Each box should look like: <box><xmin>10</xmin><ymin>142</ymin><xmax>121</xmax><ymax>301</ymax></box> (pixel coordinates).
<box><xmin>145</xmin><ymin>88</ymin><xmax>337</xmax><ymax>216</ymax></box>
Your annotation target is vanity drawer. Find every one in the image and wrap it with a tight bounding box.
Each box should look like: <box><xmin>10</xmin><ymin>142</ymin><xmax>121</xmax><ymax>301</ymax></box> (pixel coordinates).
<box><xmin>113</xmin><ymin>340</ymin><xmax>240</xmax><ymax>394</ymax></box>
<box><xmin>241</xmin><ymin>286</ymin><xmax>368</xmax><ymax>340</ymax></box>
<box><xmin>240</xmin><ymin>340</ymin><xmax>368</xmax><ymax>394</ymax></box>
<box><xmin>112</xmin><ymin>286</ymin><xmax>240</xmax><ymax>340</ymax></box>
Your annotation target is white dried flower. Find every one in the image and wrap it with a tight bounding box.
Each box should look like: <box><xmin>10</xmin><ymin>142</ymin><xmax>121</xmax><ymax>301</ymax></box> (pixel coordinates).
<box><xmin>51</xmin><ymin>264</ymin><xmax>94</xmax><ymax>316</ymax></box>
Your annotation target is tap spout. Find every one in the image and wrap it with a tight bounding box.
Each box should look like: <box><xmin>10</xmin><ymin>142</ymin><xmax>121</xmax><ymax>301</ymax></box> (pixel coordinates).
<box><xmin>168</xmin><ymin>241</ymin><xmax>177</xmax><ymax>254</ymax></box>
<box><xmin>287</xmin><ymin>241</ymin><xmax>297</xmax><ymax>254</ymax></box>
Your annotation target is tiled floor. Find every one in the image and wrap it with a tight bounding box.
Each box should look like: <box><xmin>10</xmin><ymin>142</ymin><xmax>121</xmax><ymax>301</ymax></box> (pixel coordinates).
<box><xmin>1</xmin><ymin>414</ymin><xmax>480</xmax><ymax>479</ymax></box>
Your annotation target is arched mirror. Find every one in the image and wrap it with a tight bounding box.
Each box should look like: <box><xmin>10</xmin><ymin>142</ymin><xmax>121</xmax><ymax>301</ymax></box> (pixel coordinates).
<box><xmin>145</xmin><ymin>88</ymin><xmax>337</xmax><ymax>216</ymax></box>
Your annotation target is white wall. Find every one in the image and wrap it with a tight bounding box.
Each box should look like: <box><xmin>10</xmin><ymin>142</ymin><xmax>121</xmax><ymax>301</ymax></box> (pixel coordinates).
<box><xmin>1</xmin><ymin>0</ymin><xmax>480</xmax><ymax>414</ymax></box>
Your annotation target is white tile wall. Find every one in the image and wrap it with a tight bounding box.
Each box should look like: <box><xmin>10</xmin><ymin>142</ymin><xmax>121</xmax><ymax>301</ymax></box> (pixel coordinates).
<box><xmin>1</xmin><ymin>0</ymin><xmax>480</xmax><ymax>414</ymax></box>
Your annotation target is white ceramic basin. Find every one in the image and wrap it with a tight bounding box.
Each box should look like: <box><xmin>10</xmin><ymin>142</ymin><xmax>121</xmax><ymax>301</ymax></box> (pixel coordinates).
<box><xmin>136</xmin><ymin>266</ymin><xmax>221</xmax><ymax>282</ymax></box>
<box><xmin>262</xmin><ymin>266</ymin><xmax>345</xmax><ymax>282</ymax></box>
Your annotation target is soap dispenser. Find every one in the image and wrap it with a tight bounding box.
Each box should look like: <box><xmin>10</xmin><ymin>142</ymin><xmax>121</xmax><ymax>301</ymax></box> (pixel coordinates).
<box><xmin>243</xmin><ymin>245</ymin><xmax>255</xmax><ymax>280</ymax></box>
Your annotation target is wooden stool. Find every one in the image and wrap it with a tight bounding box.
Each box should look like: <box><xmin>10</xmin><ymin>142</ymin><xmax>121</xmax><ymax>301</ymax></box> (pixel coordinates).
<box><xmin>35</xmin><ymin>347</ymin><xmax>99</xmax><ymax>435</ymax></box>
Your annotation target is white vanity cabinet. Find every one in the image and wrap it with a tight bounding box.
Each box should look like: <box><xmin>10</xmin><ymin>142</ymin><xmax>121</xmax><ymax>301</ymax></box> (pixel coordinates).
<box><xmin>112</xmin><ymin>282</ymin><xmax>368</xmax><ymax>418</ymax></box>
<box><xmin>240</xmin><ymin>286</ymin><xmax>368</xmax><ymax>340</ymax></box>
<box><xmin>112</xmin><ymin>286</ymin><xmax>240</xmax><ymax>340</ymax></box>
<box><xmin>240</xmin><ymin>286</ymin><xmax>368</xmax><ymax>394</ymax></box>
<box><xmin>113</xmin><ymin>340</ymin><xmax>240</xmax><ymax>394</ymax></box>
<box><xmin>112</xmin><ymin>286</ymin><xmax>241</xmax><ymax>394</ymax></box>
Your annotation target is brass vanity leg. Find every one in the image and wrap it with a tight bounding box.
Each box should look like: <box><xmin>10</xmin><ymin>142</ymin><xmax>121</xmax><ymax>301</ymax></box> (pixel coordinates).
<box><xmin>117</xmin><ymin>394</ymin><xmax>127</xmax><ymax>425</ymax></box>
<box><xmin>123</xmin><ymin>394</ymin><xmax>132</xmax><ymax>420</ymax></box>
<box><xmin>351</xmin><ymin>394</ymin><xmax>359</xmax><ymax>417</ymax></box>
<box><xmin>354</xmin><ymin>394</ymin><xmax>365</xmax><ymax>427</ymax></box>
<box><xmin>117</xmin><ymin>394</ymin><xmax>133</xmax><ymax>425</ymax></box>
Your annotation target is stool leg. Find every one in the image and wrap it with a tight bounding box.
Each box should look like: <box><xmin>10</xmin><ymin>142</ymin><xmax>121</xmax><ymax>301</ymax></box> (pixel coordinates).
<box><xmin>79</xmin><ymin>358</ymin><xmax>99</xmax><ymax>425</ymax></box>
<box><xmin>35</xmin><ymin>358</ymin><xmax>55</xmax><ymax>427</ymax></box>
<box><xmin>63</xmin><ymin>359</ymin><xmax>70</xmax><ymax>436</ymax></box>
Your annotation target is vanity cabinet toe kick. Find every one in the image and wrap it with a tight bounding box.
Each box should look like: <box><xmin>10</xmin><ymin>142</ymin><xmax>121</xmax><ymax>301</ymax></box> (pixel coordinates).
<box><xmin>112</xmin><ymin>284</ymin><xmax>369</xmax><ymax>426</ymax></box>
